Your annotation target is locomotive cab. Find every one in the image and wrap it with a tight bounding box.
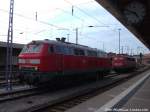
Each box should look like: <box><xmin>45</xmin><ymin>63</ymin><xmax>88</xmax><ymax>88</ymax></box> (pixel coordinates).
<box><xmin>18</xmin><ymin>41</ymin><xmax>54</xmax><ymax>84</ymax></box>
<box><xmin>112</xmin><ymin>55</ymin><xmax>136</xmax><ymax>73</ymax></box>
<box><xmin>19</xmin><ymin>41</ymin><xmax>44</xmax><ymax>71</ymax></box>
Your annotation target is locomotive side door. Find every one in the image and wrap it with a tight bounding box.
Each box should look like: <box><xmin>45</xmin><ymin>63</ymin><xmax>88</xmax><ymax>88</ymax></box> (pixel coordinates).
<box><xmin>55</xmin><ymin>45</ymin><xmax>63</xmax><ymax>72</ymax></box>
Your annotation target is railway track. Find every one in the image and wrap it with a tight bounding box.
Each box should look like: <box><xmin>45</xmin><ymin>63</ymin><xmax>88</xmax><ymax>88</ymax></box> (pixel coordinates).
<box><xmin>22</xmin><ymin>66</ymin><xmax>149</xmax><ymax>112</ymax></box>
<box><xmin>0</xmin><ymin>86</ymin><xmax>47</xmax><ymax>104</ymax></box>
<box><xmin>0</xmin><ymin>70</ymin><xmax>21</xmax><ymax>88</ymax></box>
<box><xmin>0</xmin><ymin>66</ymin><xmax>149</xmax><ymax>112</ymax></box>
<box><xmin>0</xmin><ymin>80</ymin><xmax>20</xmax><ymax>88</ymax></box>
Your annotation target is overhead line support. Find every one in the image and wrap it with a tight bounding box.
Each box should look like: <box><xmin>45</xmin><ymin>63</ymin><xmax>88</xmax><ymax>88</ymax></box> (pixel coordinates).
<box><xmin>5</xmin><ymin>0</ymin><xmax>14</xmax><ymax>91</ymax></box>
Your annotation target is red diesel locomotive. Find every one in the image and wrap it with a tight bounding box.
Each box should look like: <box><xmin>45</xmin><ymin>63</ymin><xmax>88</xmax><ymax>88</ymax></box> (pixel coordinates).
<box><xmin>18</xmin><ymin>39</ymin><xmax>112</xmax><ymax>85</ymax></box>
<box><xmin>112</xmin><ymin>54</ymin><xmax>136</xmax><ymax>73</ymax></box>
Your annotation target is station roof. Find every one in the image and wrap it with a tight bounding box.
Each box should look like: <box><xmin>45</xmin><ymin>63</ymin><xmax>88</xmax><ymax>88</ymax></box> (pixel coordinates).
<box><xmin>96</xmin><ymin>0</ymin><xmax>150</xmax><ymax>49</ymax></box>
<box><xmin>0</xmin><ymin>41</ymin><xmax>24</xmax><ymax>49</ymax></box>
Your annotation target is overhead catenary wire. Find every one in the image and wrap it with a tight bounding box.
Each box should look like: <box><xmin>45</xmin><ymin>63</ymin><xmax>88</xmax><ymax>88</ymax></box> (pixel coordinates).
<box><xmin>0</xmin><ymin>7</ymin><xmax>120</xmax><ymax>44</ymax></box>
<box><xmin>79</xmin><ymin>35</ymin><xmax>106</xmax><ymax>51</ymax></box>
<box><xmin>0</xmin><ymin>8</ymin><xmax>68</xmax><ymax>29</ymax></box>
<box><xmin>56</xmin><ymin>8</ymin><xmax>84</xmax><ymax>22</ymax></box>
<box><xmin>0</xmin><ymin>8</ymin><xmax>85</xmax><ymax>33</ymax></box>
<box><xmin>64</xmin><ymin>0</ymin><xmax>108</xmax><ymax>26</ymax></box>
<box><xmin>63</xmin><ymin>0</ymin><xmax>122</xmax><ymax>33</ymax></box>
<box><xmin>0</xmin><ymin>1</ymin><xmax>123</xmax><ymax>45</ymax></box>
<box><xmin>0</xmin><ymin>1</ymin><xmax>116</xmax><ymax>35</ymax></box>
<box><xmin>0</xmin><ymin>0</ymin><xmax>123</xmax><ymax>32</ymax></box>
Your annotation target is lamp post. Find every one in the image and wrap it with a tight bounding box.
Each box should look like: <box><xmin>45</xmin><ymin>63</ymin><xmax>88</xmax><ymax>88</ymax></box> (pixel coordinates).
<box><xmin>121</xmin><ymin>46</ymin><xmax>124</xmax><ymax>54</ymax></box>
<box><xmin>75</xmin><ymin>28</ymin><xmax>78</xmax><ymax>44</ymax></box>
<box><xmin>102</xmin><ymin>42</ymin><xmax>105</xmax><ymax>51</ymax></box>
<box><xmin>118</xmin><ymin>28</ymin><xmax>121</xmax><ymax>54</ymax></box>
<box><xmin>67</xmin><ymin>34</ymin><xmax>70</xmax><ymax>42</ymax></box>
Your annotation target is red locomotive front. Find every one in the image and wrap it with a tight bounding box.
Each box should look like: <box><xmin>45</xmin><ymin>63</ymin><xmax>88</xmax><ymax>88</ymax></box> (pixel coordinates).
<box><xmin>112</xmin><ymin>54</ymin><xmax>136</xmax><ymax>72</ymax></box>
<box><xmin>18</xmin><ymin>41</ymin><xmax>56</xmax><ymax>84</ymax></box>
<box><xmin>19</xmin><ymin>42</ymin><xmax>43</xmax><ymax>71</ymax></box>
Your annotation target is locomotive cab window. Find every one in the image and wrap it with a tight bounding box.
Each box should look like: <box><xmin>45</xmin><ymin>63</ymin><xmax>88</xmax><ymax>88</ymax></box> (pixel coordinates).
<box><xmin>21</xmin><ymin>43</ymin><xmax>43</xmax><ymax>53</ymax></box>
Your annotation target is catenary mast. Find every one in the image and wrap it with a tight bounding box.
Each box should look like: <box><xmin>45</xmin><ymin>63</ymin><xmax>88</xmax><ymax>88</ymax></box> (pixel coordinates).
<box><xmin>5</xmin><ymin>0</ymin><xmax>14</xmax><ymax>91</ymax></box>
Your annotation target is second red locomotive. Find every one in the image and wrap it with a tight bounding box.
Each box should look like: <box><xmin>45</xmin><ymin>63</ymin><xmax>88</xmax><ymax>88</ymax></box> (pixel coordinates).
<box><xmin>112</xmin><ymin>54</ymin><xmax>136</xmax><ymax>73</ymax></box>
<box><xmin>18</xmin><ymin>38</ymin><xmax>112</xmax><ymax>85</ymax></box>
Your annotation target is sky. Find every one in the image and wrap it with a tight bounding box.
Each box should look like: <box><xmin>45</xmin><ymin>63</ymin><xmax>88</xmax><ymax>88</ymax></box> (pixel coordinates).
<box><xmin>0</xmin><ymin>0</ymin><xmax>149</xmax><ymax>54</ymax></box>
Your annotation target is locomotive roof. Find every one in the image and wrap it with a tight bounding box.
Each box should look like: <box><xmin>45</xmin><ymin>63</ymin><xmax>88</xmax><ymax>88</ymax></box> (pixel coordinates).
<box><xmin>30</xmin><ymin>39</ymin><xmax>106</xmax><ymax>53</ymax></box>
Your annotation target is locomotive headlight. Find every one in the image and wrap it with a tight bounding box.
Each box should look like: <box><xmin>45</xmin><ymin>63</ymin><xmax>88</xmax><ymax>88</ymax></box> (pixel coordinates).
<box><xmin>35</xmin><ymin>67</ymin><xmax>38</xmax><ymax>70</ymax></box>
<box><xmin>19</xmin><ymin>59</ymin><xmax>25</xmax><ymax>64</ymax></box>
<box><xmin>30</xmin><ymin>59</ymin><xmax>40</xmax><ymax>64</ymax></box>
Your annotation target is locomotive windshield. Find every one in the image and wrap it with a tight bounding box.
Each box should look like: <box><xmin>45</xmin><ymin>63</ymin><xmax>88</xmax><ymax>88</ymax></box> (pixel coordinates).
<box><xmin>21</xmin><ymin>44</ymin><xmax>43</xmax><ymax>53</ymax></box>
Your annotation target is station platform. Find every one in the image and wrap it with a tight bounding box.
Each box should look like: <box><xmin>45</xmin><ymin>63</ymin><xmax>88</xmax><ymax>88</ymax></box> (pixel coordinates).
<box><xmin>121</xmin><ymin>74</ymin><xmax>150</xmax><ymax>112</ymax></box>
<box><xmin>66</xmin><ymin>70</ymin><xmax>150</xmax><ymax>112</ymax></box>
